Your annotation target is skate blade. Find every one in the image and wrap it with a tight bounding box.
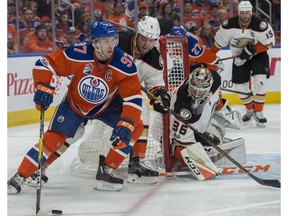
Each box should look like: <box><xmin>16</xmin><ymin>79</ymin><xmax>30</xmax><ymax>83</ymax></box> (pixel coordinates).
<box><xmin>94</xmin><ymin>180</ymin><xmax>122</xmax><ymax>191</ymax></box>
<box><xmin>127</xmin><ymin>175</ymin><xmax>158</xmax><ymax>185</ymax></box>
<box><xmin>256</xmin><ymin>122</ymin><xmax>266</xmax><ymax>128</ymax></box>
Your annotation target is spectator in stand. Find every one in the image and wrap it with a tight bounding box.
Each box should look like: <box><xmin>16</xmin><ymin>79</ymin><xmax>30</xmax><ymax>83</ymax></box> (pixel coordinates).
<box><xmin>56</xmin><ymin>12</ymin><xmax>72</xmax><ymax>39</ymax></box>
<box><xmin>138</xmin><ymin>2</ymin><xmax>149</xmax><ymax>20</ymax></box>
<box><xmin>161</xmin><ymin>2</ymin><xmax>177</xmax><ymax>19</ymax></box>
<box><xmin>26</xmin><ymin>0</ymin><xmax>40</xmax><ymax>22</ymax></box>
<box><xmin>107</xmin><ymin>2</ymin><xmax>132</xmax><ymax>32</ymax></box>
<box><xmin>18</xmin><ymin>8</ymin><xmax>40</xmax><ymax>53</ymax></box>
<box><xmin>57</xmin><ymin>26</ymin><xmax>80</xmax><ymax>49</ymax></box>
<box><xmin>84</xmin><ymin>0</ymin><xmax>106</xmax><ymax>20</ymax></box>
<box><xmin>199</xmin><ymin>22</ymin><xmax>215</xmax><ymax>48</ymax></box>
<box><xmin>183</xmin><ymin>0</ymin><xmax>202</xmax><ymax>31</ymax></box>
<box><xmin>192</xmin><ymin>0</ymin><xmax>213</xmax><ymax>16</ymax></box>
<box><xmin>217</xmin><ymin>8</ymin><xmax>228</xmax><ymax>26</ymax></box>
<box><xmin>8</xmin><ymin>0</ymin><xmax>16</xmax><ymax>24</ymax></box>
<box><xmin>218</xmin><ymin>0</ymin><xmax>238</xmax><ymax>18</ymax></box>
<box><xmin>23</xmin><ymin>24</ymin><xmax>53</xmax><ymax>54</ymax></box>
<box><xmin>104</xmin><ymin>0</ymin><xmax>115</xmax><ymax>18</ymax></box>
<box><xmin>170</xmin><ymin>0</ymin><xmax>181</xmax><ymax>14</ymax></box>
<box><xmin>171</xmin><ymin>12</ymin><xmax>181</xmax><ymax>26</ymax></box>
<box><xmin>8</xmin><ymin>22</ymin><xmax>17</xmax><ymax>54</ymax></box>
<box><xmin>208</xmin><ymin>4</ymin><xmax>221</xmax><ymax>34</ymax></box>
<box><xmin>76</xmin><ymin>12</ymin><xmax>91</xmax><ymax>37</ymax></box>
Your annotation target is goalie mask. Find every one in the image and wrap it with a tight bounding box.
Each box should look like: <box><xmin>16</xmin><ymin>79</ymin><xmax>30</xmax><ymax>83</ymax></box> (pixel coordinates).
<box><xmin>188</xmin><ymin>67</ymin><xmax>213</xmax><ymax>114</ymax></box>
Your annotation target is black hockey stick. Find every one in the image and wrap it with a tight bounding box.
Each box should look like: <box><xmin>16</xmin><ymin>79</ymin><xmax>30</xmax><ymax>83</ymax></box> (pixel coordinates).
<box><xmin>220</xmin><ymin>87</ymin><xmax>253</xmax><ymax>96</ymax></box>
<box><xmin>36</xmin><ymin>108</ymin><xmax>45</xmax><ymax>214</ymax></box>
<box><xmin>141</xmin><ymin>86</ymin><xmax>281</xmax><ymax>188</ymax></box>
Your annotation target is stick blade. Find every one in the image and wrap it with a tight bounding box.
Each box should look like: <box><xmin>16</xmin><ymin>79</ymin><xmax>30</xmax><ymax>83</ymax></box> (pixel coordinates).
<box><xmin>261</xmin><ymin>179</ymin><xmax>281</xmax><ymax>188</ymax></box>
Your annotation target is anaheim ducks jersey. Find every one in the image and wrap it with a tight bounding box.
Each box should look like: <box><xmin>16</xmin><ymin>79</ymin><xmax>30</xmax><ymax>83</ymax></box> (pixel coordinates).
<box><xmin>186</xmin><ymin>32</ymin><xmax>219</xmax><ymax>70</ymax></box>
<box><xmin>169</xmin><ymin>70</ymin><xmax>221</xmax><ymax>145</ymax></box>
<box><xmin>214</xmin><ymin>15</ymin><xmax>275</xmax><ymax>56</ymax></box>
<box><xmin>118</xmin><ymin>31</ymin><xmax>165</xmax><ymax>90</ymax></box>
<box><xmin>32</xmin><ymin>41</ymin><xmax>142</xmax><ymax>124</ymax></box>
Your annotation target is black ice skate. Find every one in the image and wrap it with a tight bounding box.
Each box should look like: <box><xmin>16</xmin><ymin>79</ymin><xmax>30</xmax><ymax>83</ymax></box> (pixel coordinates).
<box><xmin>25</xmin><ymin>169</ymin><xmax>49</xmax><ymax>187</ymax></box>
<box><xmin>242</xmin><ymin>110</ymin><xmax>254</xmax><ymax>123</ymax></box>
<box><xmin>127</xmin><ymin>156</ymin><xmax>159</xmax><ymax>184</ymax></box>
<box><xmin>7</xmin><ymin>173</ymin><xmax>25</xmax><ymax>194</ymax></box>
<box><xmin>94</xmin><ymin>155</ymin><xmax>123</xmax><ymax>191</ymax></box>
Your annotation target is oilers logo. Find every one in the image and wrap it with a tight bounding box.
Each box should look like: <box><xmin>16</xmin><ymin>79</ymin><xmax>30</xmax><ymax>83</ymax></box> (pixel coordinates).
<box><xmin>78</xmin><ymin>76</ymin><xmax>109</xmax><ymax>104</ymax></box>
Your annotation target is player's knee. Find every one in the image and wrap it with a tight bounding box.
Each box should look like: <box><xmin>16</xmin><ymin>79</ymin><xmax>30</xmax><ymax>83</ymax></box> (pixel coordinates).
<box><xmin>43</xmin><ymin>130</ymin><xmax>67</xmax><ymax>153</ymax></box>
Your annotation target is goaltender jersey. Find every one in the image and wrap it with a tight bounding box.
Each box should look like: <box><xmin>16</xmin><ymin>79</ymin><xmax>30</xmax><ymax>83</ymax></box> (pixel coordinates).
<box><xmin>33</xmin><ymin>41</ymin><xmax>142</xmax><ymax>124</ymax></box>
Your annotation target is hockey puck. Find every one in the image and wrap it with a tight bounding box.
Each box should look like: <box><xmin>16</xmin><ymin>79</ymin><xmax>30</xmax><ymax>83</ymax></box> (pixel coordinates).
<box><xmin>51</xmin><ymin>209</ymin><xmax>62</xmax><ymax>214</ymax></box>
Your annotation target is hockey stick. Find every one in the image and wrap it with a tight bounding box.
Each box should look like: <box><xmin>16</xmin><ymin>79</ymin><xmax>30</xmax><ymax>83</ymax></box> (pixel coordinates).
<box><xmin>141</xmin><ymin>86</ymin><xmax>281</xmax><ymax>188</ymax></box>
<box><xmin>220</xmin><ymin>87</ymin><xmax>253</xmax><ymax>96</ymax></box>
<box><xmin>36</xmin><ymin>108</ymin><xmax>44</xmax><ymax>215</ymax></box>
<box><xmin>218</xmin><ymin>56</ymin><xmax>239</xmax><ymax>61</ymax></box>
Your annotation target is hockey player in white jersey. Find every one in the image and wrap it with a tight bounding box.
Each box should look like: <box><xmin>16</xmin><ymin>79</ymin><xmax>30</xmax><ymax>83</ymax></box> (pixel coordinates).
<box><xmin>211</xmin><ymin>0</ymin><xmax>275</xmax><ymax>126</ymax></box>
<box><xmin>169</xmin><ymin>67</ymin><xmax>246</xmax><ymax>180</ymax></box>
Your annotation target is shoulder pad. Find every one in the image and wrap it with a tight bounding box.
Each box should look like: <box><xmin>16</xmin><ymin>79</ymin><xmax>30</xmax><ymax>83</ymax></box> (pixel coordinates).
<box><xmin>64</xmin><ymin>41</ymin><xmax>94</xmax><ymax>61</ymax></box>
<box><xmin>221</xmin><ymin>17</ymin><xmax>239</xmax><ymax>29</ymax></box>
<box><xmin>250</xmin><ymin>16</ymin><xmax>269</xmax><ymax>32</ymax></box>
<box><xmin>260</xmin><ymin>21</ymin><xmax>268</xmax><ymax>30</ymax></box>
<box><xmin>111</xmin><ymin>47</ymin><xmax>137</xmax><ymax>75</ymax></box>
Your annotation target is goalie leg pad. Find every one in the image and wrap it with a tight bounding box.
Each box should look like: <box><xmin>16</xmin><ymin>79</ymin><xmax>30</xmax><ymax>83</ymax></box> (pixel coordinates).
<box><xmin>204</xmin><ymin>138</ymin><xmax>246</xmax><ymax>167</ymax></box>
<box><xmin>180</xmin><ymin>142</ymin><xmax>219</xmax><ymax>181</ymax></box>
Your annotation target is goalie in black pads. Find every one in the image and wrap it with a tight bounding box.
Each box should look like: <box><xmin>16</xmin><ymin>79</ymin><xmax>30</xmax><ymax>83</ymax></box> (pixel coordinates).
<box><xmin>169</xmin><ymin>67</ymin><xmax>246</xmax><ymax>180</ymax></box>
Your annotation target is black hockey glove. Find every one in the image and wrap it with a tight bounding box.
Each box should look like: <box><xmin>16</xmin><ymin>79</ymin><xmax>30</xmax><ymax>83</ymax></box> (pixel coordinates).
<box><xmin>152</xmin><ymin>88</ymin><xmax>171</xmax><ymax>114</ymax></box>
<box><xmin>239</xmin><ymin>44</ymin><xmax>256</xmax><ymax>60</ymax></box>
<box><xmin>203</xmin><ymin>132</ymin><xmax>221</xmax><ymax>145</ymax></box>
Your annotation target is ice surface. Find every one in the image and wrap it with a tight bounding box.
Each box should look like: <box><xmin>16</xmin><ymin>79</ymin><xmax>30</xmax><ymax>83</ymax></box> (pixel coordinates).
<box><xmin>7</xmin><ymin>105</ymin><xmax>282</xmax><ymax>216</ymax></box>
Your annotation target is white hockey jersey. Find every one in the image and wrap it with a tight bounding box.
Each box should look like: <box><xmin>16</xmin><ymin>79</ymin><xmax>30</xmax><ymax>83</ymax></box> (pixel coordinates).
<box><xmin>214</xmin><ymin>15</ymin><xmax>275</xmax><ymax>57</ymax></box>
<box><xmin>169</xmin><ymin>70</ymin><xmax>221</xmax><ymax>145</ymax></box>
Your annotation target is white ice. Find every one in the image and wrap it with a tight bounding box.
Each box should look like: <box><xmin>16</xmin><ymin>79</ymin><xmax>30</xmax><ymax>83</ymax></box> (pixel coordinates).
<box><xmin>7</xmin><ymin>105</ymin><xmax>282</xmax><ymax>216</ymax></box>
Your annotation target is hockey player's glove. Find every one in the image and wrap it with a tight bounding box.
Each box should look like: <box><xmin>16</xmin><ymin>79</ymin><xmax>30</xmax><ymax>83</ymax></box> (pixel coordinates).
<box><xmin>203</xmin><ymin>132</ymin><xmax>221</xmax><ymax>145</ymax></box>
<box><xmin>152</xmin><ymin>88</ymin><xmax>171</xmax><ymax>114</ymax></box>
<box><xmin>239</xmin><ymin>44</ymin><xmax>256</xmax><ymax>60</ymax></box>
<box><xmin>33</xmin><ymin>82</ymin><xmax>55</xmax><ymax>111</ymax></box>
<box><xmin>110</xmin><ymin>118</ymin><xmax>135</xmax><ymax>149</ymax></box>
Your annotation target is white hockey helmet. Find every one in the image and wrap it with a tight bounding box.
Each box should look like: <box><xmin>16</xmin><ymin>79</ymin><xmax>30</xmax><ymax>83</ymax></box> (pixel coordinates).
<box><xmin>136</xmin><ymin>16</ymin><xmax>160</xmax><ymax>39</ymax></box>
<box><xmin>188</xmin><ymin>67</ymin><xmax>213</xmax><ymax>109</ymax></box>
<box><xmin>238</xmin><ymin>0</ymin><xmax>253</xmax><ymax>14</ymax></box>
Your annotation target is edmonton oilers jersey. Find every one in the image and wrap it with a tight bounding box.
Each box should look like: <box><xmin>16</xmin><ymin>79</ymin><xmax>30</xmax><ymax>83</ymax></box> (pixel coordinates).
<box><xmin>32</xmin><ymin>41</ymin><xmax>142</xmax><ymax>124</ymax></box>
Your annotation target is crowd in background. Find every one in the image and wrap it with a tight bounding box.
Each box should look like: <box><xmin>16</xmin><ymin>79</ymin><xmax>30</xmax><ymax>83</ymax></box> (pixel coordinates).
<box><xmin>7</xmin><ymin>0</ymin><xmax>281</xmax><ymax>54</ymax></box>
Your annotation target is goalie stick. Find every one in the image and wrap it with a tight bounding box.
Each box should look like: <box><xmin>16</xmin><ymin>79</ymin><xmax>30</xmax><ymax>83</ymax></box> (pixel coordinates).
<box><xmin>160</xmin><ymin>162</ymin><xmax>279</xmax><ymax>177</ymax></box>
<box><xmin>141</xmin><ymin>86</ymin><xmax>281</xmax><ymax>188</ymax></box>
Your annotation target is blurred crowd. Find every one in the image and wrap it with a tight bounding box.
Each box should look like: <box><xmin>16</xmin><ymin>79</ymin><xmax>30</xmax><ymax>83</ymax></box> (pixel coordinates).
<box><xmin>7</xmin><ymin>0</ymin><xmax>281</xmax><ymax>54</ymax></box>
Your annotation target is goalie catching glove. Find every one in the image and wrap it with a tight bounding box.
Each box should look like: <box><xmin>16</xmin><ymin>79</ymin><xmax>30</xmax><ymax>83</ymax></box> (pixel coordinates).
<box><xmin>33</xmin><ymin>82</ymin><xmax>55</xmax><ymax>111</ymax></box>
<box><xmin>150</xmin><ymin>87</ymin><xmax>171</xmax><ymax>114</ymax></box>
<box><xmin>110</xmin><ymin>118</ymin><xmax>134</xmax><ymax>149</ymax></box>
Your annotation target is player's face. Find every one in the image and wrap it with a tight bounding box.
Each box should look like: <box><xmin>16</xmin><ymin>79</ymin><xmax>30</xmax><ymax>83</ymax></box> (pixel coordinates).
<box><xmin>97</xmin><ymin>36</ymin><xmax>118</xmax><ymax>60</ymax></box>
<box><xmin>239</xmin><ymin>11</ymin><xmax>251</xmax><ymax>24</ymax></box>
<box><xmin>136</xmin><ymin>34</ymin><xmax>157</xmax><ymax>54</ymax></box>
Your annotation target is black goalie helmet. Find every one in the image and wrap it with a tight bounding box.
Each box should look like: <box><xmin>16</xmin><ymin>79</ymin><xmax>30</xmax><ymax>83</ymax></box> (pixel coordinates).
<box><xmin>188</xmin><ymin>67</ymin><xmax>213</xmax><ymax>111</ymax></box>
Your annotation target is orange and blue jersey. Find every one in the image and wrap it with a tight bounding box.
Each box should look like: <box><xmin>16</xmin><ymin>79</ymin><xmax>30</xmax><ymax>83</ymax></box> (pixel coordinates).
<box><xmin>33</xmin><ymin>41</ymin><xmax>143</xmax><ymax>125</ymax></box>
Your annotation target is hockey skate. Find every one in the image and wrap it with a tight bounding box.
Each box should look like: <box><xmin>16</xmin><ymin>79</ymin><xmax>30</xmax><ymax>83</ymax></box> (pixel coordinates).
<box><xmin>25</xmin><ymin>169</ymin><xmax>48</xmax><ymax>187</ymax></box>
<box><xmin>7</xmin><ymin>173</ymin><xmax>25</xmax><ymax>194</ymax></box>
<box><xmin>94</xmin><ymin>155</ymin><xmax>123</xmax><ymax>191</ymax></box>
<box><xmin>242</xmin><ymin>110</ymin><xmax>254</xmax><ymax>124</ymax></box>
<box><xmin>254</xmin><ymin>111</ymin><xmax>267</xmax><ymax>127</ymax></box>
<box><xmin>127</xmin><ymin>156</ymin><xmax>159</xmax><ymax>184</ymax></box>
